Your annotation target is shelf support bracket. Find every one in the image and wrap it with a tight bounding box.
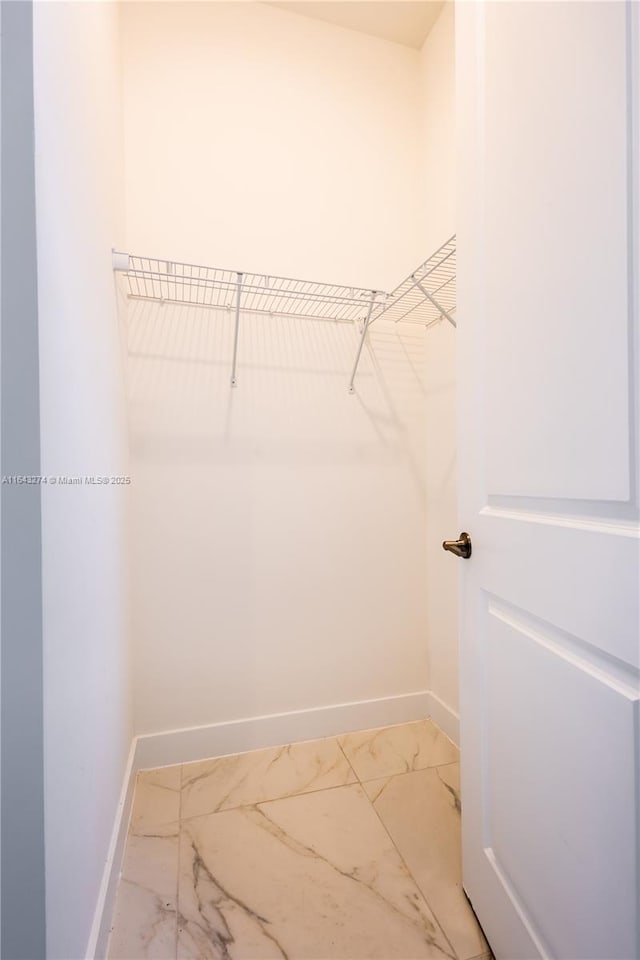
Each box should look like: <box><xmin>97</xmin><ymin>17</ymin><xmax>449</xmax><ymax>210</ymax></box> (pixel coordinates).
<box><xmin>111</xmin><ymin>250</ymin><xmax>131</xmax><ymax>272</ymax></box>
<box><xmin>348</xmin><ymin>291</ymin><xmax>378</xmax><ymax>394</ymax></box>
<box><xmin>231</xmin><ymin>271</ymin><xmax>243</xmax><ymax>387</ymax></box>
<box><xmin>415</xmin><ymin>279</ymin><xmax>457</xmax><ymax>328</ymax></box>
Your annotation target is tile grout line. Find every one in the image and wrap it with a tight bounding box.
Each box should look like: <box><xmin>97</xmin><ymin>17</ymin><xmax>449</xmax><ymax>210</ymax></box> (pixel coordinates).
<box><xmin>432</xmin><ymin>758</ymin><xmax>461</xmax><ymax>771</ymax></box>
<box><xmin>362</xmin><ymin>777</ymin><xmax>461</xmax><ymax>960</ymax></box>
<box><xmin>355</xmin><ymin>758</ymin><xmax>461</xmax><ymax>786</ymax></box>
<box><xmin>338</xmin><ymin>720</ymin><xmax>460</xmax><ymax>782</ymax></box>
<box><xmin>178</xmin><ymin>736</ymin><xmax>362</xmax><ymax>823</ymax></box>
<box><xmin>171</xmin><ymin>737</ymin><xmax>460</xmax><ymax>823</ymax></box>
<box><xmin>179</xmin><ymin>770</ymin><xmax>360</xmax><ymax>824</ymax></box>
<box><xmin>337</xmin><ymin>732</ymin><xmax>460</xmax><ymax>960</ymax></box>
<box><xmin>336</xmin><ymin>738</ymin><xmax>362</xmax><ymax>785</ymax></box>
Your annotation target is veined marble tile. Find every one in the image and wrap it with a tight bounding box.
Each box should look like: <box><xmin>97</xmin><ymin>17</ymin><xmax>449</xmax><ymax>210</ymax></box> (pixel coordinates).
<box><xmin>339</xmin><ymin>720</ymin><xmax>459</xmax><ymax>781</ymax></box>
<box><xmin>108</xmin><ymin>833</ymin><xmax>179</xmax><ymax>959</ymax></box>
<box><xmin>364</xmin><ymin>763</ymin><xmax>490</xmax><ymax>960</ymax></box>
<box><xmin>177</xmin><ymin>783</ymin><xmax>456</xmax><ymax>959</ymax></box>
<box><xmin>181</xmin><ymin>737</ymin><xmax>357</xmax><ymax>820</ymax></box>
<box><xmin>130</xmin><ymin>765</ymin><xmax>181</xmax><ymax>838</ymax></box>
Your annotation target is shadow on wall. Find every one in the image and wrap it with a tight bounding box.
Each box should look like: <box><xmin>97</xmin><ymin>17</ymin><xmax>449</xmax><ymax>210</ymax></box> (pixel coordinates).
<box><xmin>125</xmin><ymin>299</ymin><xmax>428</xmax><ymax>504</ymax></box>
<box><xmin>125</xmin><ymin>297</ymin><xmax>437</xmax><ymax>732</ymax></box>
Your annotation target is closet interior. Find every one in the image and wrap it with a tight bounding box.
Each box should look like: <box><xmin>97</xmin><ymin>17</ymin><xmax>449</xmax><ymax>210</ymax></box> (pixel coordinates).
<box><xmin>21</xmin><ymin>1</ymin><xmax>640</xmax><ymax>957</ymax></box>
<box><xmin>31</xmin><ymin>1</ymin><xmax>462</xmax><ymax>957</ymax></box>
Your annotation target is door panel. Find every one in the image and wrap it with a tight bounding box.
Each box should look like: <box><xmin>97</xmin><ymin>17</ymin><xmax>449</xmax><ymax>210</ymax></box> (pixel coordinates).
<box><xmin>483</xmin><ymin>602</ymin><xmax>638</xmax><ymax>960</ymax></box>
<box><xmin>483</xmin><ymin>599</ymin><xmax>638</xmax><ymax>958</ymax></box>
<box><xmin>456</xmin><ymin>2</ymin><xmax>640</xmax><ymax>957</ymax></box>
<box><xmin>478</xmin><ymin>511</ymin><xmax>639</xmax><ymax>667</ymax></box>
<box><xmin>483</xmin><ymin>1</ymin><xmax>631</xmax><ymax>502</ymax></box>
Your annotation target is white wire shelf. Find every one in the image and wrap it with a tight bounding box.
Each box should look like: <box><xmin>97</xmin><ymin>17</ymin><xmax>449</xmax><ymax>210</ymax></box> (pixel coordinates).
<box><xmin>113</xmin><ymin>235</ymin><xmax>456</xmax><ymax>391</ymax></box>
<box><xmin>370</xmin><ymin>236</ymin><xmax>456</xmax><ymax>329</ymax></box>
<box><xmin>346</xmin><ymin>235</ymin><xmax>456</xmax><ymax>391</ymax></box>
<box><xmin>122</xmin><ymin>255</ymin><xmax>384</xmax><ymax>324</ymax></box>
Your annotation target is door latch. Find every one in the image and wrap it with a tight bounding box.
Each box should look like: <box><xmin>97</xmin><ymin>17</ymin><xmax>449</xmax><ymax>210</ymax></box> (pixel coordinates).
<box><xmin>442</xmin><ymin>532</ymin><xmax>472</xmax><ymax>559</ymax></box>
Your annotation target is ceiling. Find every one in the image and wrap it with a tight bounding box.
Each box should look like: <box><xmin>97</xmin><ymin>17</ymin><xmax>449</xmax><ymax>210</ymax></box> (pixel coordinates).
<box><xmin>267</xmin><ymin>2</ymin><xmax>445</xmax><ymax>50</ymax></box>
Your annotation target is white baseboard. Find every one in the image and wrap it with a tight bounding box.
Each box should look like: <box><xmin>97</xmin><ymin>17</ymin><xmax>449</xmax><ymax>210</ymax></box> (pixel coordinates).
<box><xmin>426</xmin><ymin>690</ymin><xmax>460</xmax><ymax>746</ymax></box>
<box><xmin>87</xmin><ymin>687</ymin><xmax>460</xmax><ymax>958</ymax></box>
<box><xmin>86</xmin><ymin>739</ymin><xmax>138</xmax><ymax>960</ymax></box>
<box><xmin>134</xmin><ymin>690</ymin><xmax>431</xmax><ymax>770</ymax></box>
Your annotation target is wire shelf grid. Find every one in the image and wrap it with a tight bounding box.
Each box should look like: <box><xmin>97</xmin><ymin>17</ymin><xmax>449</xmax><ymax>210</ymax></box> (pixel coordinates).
<box><xmin>125</xmin><ymin>256</ymin><xmax>384</xmax><ymax>324</ymax></box>
<box><xmin>116</xmin><ymin>235</ymin><xmax>456</xmax><ymax>390</ymax></box>
<box><xmin>370</xmin><ymin>236</ymin><xmax>456</xmax><ymax>328</ymax></box>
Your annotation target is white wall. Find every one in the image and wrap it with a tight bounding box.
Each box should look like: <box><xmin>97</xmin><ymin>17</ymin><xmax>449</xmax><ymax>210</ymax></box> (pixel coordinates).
<box><xmin>127</xmin><ymin>300</ymin><xmax>429</xmax><ymax>734</ymax></box>
<box><xmin>32</xmin><ymin>4</ymin><xmax>132</xmax><ymax>957</ymax></box>
<box><xmin>418</xmin><ymin>2</ymin><xmax>459</xmax><ymax>720</ymax></box>
<box><xmin>121</xmin><ymin>1</ymin><xmax>423</xmax><ymax>290</ymax></box>
<box><xmin>121</xmin><ymin>1</ymin><xmax>432</xmax><ymax>737</ymax></box>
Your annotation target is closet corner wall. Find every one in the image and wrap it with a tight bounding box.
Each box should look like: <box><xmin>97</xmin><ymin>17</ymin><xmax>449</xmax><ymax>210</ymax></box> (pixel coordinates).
<box><xmin>419</xmin><ymin>0</ymin><xmax>459</xmax><ymax>738</ymax></box>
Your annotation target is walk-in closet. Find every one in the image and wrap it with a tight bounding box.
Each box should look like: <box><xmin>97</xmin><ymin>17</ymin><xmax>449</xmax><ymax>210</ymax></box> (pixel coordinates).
<box><xmin>4</xmin><ymin>1</ymin><xmax>637</xmax><ymax>958</ymax></box>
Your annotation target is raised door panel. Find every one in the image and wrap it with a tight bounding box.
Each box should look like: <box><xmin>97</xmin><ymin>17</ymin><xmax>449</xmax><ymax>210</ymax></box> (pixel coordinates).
<box><xmin>482</xmin><ymin>601</ymin><xmax>638</xmax><ymax>960</ymax></box>
<box><xmin>482</xmin><ymin>1</ymin><xmax>631</xmax><ymax>502</ymax></box>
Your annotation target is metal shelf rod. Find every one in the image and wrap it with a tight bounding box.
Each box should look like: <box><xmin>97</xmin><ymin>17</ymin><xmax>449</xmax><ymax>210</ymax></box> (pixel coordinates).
<box><xmin>348</xmin><ymin>292</ymin><xmax>378</xmax><ymax>395</ymax></box>
<box><xmin>126</xmin><ymin>294</ymin><xmax>361</xmax><ymax>323</ymax></box>
<box><xmin>126</xmin><ymin>271</ymin><xmax>372</xmax><ymax>309</ymax></box>
<box><xmin>415</xmin><ymin>280</ymin><xmax>457</xmax><ymax>328</ymax></box>
<box><xmin>370</xmin><ymin>240</ymin><xmax>456</xmax><ymax>325</ymax></box>
<box><xmin>231</xmin><ymin>272</ymin><xmax>242</xmax><ymax>387</ymax></box>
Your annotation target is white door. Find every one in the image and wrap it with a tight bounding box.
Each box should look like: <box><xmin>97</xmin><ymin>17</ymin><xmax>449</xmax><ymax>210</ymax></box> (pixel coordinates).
<box><xmin>455</xmin><ymin>3</ymin><xmax>640</xmax><ymax>959</ymax></box>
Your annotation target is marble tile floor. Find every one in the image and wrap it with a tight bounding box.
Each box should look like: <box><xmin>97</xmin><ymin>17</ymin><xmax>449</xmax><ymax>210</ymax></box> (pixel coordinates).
<box><xmin>108</xmin><ymin>719</ymin><xmax>491</xmax><ymax>960</ymax></box>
